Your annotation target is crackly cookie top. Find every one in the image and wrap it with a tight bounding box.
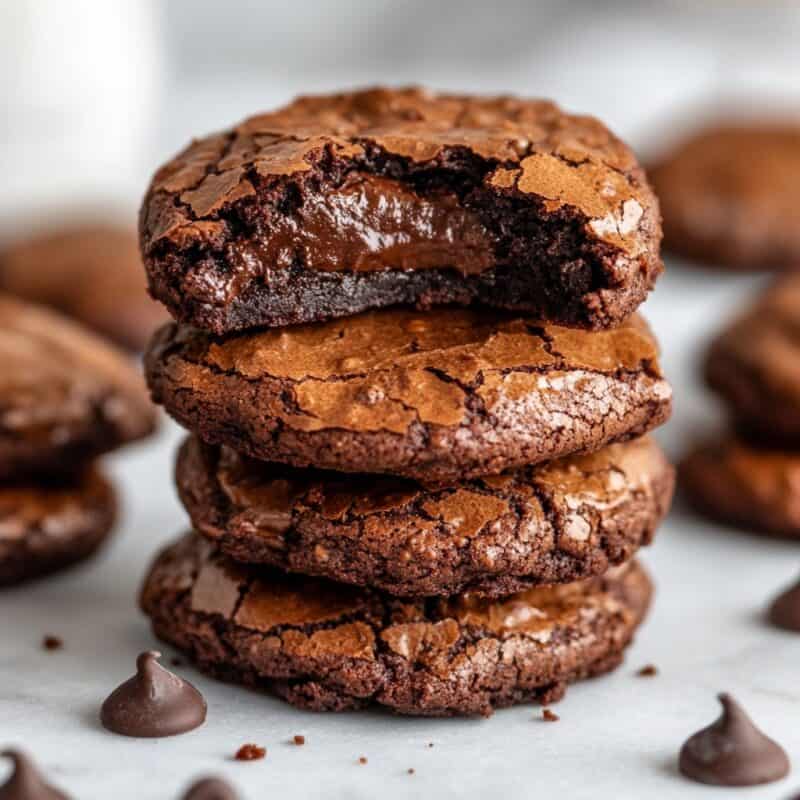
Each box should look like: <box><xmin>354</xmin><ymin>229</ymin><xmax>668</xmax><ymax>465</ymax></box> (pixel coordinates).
<box><xmin>152</xmin><ymin>533</ymin><xmax>645</xmax><ymax>663</ymax></box>
<box><xmin>162</xmin><ymin>307</ymin><xmax>664</xmax><ymax>436</ymax></box>
<box><xmin>203</xmin><ymin>435</ymin><xmax>667</xmax><ymax>546</ymax></box>
<box><xmin>143</xmin><ymin>87</ymin><xmax>657</xmax><ymax>260</ymax></box>
<box><xmin>0</xmin><ymin>294</ymin><xmax>155</xmax><ymax>446</ymax></box>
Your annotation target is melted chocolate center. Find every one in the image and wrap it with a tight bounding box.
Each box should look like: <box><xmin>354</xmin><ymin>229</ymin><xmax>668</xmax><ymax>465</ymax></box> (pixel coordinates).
<box><xmin>231</xmin><ymin>174</ymin><xmax>495</xmax><ymax>275</ymax></box>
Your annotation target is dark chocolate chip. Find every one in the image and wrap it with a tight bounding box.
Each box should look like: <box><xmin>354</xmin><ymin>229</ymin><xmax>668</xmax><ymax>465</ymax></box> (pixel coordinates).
<box><xmin>100</xmin><ymin>651</ymin><xmax>206</xmax><ymax>738</ymax></box>
<box><xmin>679</xmin><ymin>693</ymin><xmax>790</xmax><ymax>786</ymax></box>
<box><xmin>180</xmin><ymin>777</ymin><xmax>238</xmax><ymax>800</ymax></box>
<box><xmin>41</xmin><ymin>637</ymin><xmax>62</xmax><ymax>652</ymax></box>
<box><xmin>768</xmin><ymin>577</ymin><xmax>800</xmax><ymax>632</ymax></box>
<box><xmin>637</xmin><ymin>664</ymin><xmax>658</xmax><ymax>677</ymax></box>
<box><xmin>0</xmin><ymin>750</ymin><xmax>70</xmax><ymax>800</ymax></box>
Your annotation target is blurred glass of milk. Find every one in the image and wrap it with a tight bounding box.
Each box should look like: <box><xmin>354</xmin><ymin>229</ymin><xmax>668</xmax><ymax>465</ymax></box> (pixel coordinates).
<box><xmin>0</xmin><ymin>0</ymin><xmax>161</xmax><ymax>231</ymax></box>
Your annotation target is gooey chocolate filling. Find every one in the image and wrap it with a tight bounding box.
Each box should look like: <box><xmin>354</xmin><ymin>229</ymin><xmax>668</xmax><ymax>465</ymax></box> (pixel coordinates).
<box><xmin>230</xmin><ymin>173</ymin><xmax>496</xmax><ymax>275</ymax></box>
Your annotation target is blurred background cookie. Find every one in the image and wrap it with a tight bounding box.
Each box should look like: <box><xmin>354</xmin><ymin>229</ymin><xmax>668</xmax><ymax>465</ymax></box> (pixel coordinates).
<box><xmin>0</xmin><ymin>223</ymin><xmax>167</xmax><ymax>350</ymax></box>
<box><xmin>0</xmin><ymin>466</ymin><xmax>116</xmax><ymax>586</ymax></box>
<box><xmin>681</xmin><ymin>437</ymin><xmax>800</xmax><ymax>540</ymax></box>
<box><xmin>704</xmin><ymin>274</ymin><xmax>800</xmax><ymax>441</ymax></box>
<box><xmin>0</xmin><ymin>294</ymin><xmax>156</xmax><ymax>480</ymax></box>
<box><xmin>649</xmin><ymin>122</ymin><xmax>800</xmax><ymax>270</ymax></box>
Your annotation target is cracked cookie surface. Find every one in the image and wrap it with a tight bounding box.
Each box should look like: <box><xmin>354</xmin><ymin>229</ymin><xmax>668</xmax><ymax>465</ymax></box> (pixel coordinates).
<box><xmin>146</xmin><ymin>307</ymin><xmax>671</xmax><ymax>482</ymax></box>
<box><xmin>178</xmin><ymin>435</ymin><xmax>673</xmax><ymax>597</ymax></box>
<box><xmin>0</xmin><ymin>295</ymin><xmax>157</xmax><ymax>479</ymax></box>
<box><xmin>0</xmin><ymin>465</ymin><xmax>116</xmax><ymax>585</ymax></box>
<box><xmin>140</xmin><ymin>532</ymin><xmax>652</xmax><ymax>716</ymax></box>
<box><xmin>141</xmin><ymin>87</ymin><xmax>662</xmax><ymax>334</ymax></box>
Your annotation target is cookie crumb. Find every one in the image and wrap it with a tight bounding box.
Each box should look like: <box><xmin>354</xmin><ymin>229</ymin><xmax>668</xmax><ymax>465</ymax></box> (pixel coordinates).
<box><xmin>358</xmin><ymin>757</ymin><xmax>367</xmax><ymax>765</ymax></box>
<box><xmin>407</xmin><ymin>768</ymin><xmax>415</xmax><ymax>775</ymax></box>
<box><xmin>42</xmin><ymin>635</ymin><xmax>62</xmax><ymax>651</ymax></box>
<box><xmin>293</xmin><ymin>735</ymin><xmax>305</xmax><ymax>746</ymax></box>
<box><xmin>637</xmin><ymin>664</ymin><xmax>658</xmax><ymax>677</ymax></box>
<box><xmin>427</xmin><ymin>742</ymin><xmax>434</xmax><ymax>748</ymax></box>
<box><xmin>542</xmin><ymin>708</ymin><xmax>559</xmax><ymax>722</ymax></box>
<box><xmin>235</xmin><ymin>744</ymin><xmax>266</xmax><ymax>761</ymax></box>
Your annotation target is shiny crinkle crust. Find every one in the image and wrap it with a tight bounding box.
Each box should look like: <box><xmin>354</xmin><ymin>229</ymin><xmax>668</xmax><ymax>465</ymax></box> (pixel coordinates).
<box><xmin>145</xmin><ymin>307</ymin><xmax>672</xmax><ymax>482</ymax></box>
<box><xmin>177</xmin><ymin>435</ymin><xmax>674</xmax><ymax>597</ymax></box>
<box><xmin>140</xmin><ymin>532</ymin><xmax>653</xmax><ymax>716</ymax></box>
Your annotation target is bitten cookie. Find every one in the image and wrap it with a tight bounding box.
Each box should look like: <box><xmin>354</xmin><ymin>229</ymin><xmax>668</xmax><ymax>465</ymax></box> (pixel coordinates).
<box><xmin>681</xmin><ymin>436</ymin><xmax>800</xmax><ymax>539</ymax></box>
<box><xmin>0</xmin><ymin>294</ymin><xmax>156</xmax><ymax>479</ymax></box>
<box><xmin>140</xmin><ymin>532</ymin><xmax>653</xmax><ymax>717</ymax></box>
<box><xmin>146</xmin><ymin>307</ymin><xmax>671</xmax><ymax>482</ymax></box>
<box><xmin>141</xmin><ymin>87</ymin><xmax>662</xmax><ymax>334</ymax></box>
<box><xmin>649</xmin><ymin>122</ymin><xmax>800</xmax><ymax>269</ymax></box>
<box><xmin>705</xmin><ymin>275</ymin><xmax>800</xmax><ymax>441</ymax></box>
<box><xmin>177</xmin><ymin>435</ymin><xmax>674</xmax><ymax>598</ymax></box>
<box><xmin>0</xmin><ymin>466</ymin><xmax>116</xmax><ymax>585</ymax></box>
<box><xmin>0</xmin><ymin>224</ymin><xmax>167</xmax><ymax>350</ymax></box>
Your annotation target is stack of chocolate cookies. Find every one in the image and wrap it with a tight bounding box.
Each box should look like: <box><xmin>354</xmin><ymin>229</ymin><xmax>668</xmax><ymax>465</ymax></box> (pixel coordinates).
<box><xmin>138</xmin><ymin>88</ymin><xmax>674</xmax><ymax>716</ymax></box>
<box><xmin>0</xmin><ymin>295</ymin><xmax>155</xmax><ymax>585</ymax></box>
<box><xmin>683</xmin><ymin>275</ymin><xmax>800</xmax><ymax>538</ymax></box>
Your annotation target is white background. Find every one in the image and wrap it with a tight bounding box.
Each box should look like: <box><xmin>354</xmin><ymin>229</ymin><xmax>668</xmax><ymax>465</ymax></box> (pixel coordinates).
<box><xmin>2</xmin><ymin>1</ymin><xmax>800</xmax><ymax>797</ymax></box>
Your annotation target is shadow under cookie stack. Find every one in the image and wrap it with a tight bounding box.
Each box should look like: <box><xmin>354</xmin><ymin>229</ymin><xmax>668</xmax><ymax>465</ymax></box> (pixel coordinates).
<box><xmin>138</xmin><ymin>88</ymin><xmax>674</xmax><ymax>716</ymax></box>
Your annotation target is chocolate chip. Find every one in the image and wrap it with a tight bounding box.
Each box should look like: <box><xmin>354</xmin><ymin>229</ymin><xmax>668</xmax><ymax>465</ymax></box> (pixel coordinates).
<box><xmin>358</xmin><ymin>757</ymin><xmax>367</xmax><ymax>765</ymax></box>
<box><xmin>100</xmin><ymin>651</ymin><xmax>206</xmax><ymax>738</ymax></box>
<box><xmin>180</xmin><ymin>776</ymin><xmax>238</xmax><ymax>800</ymax></box>
<box><xmin>679</xmin><ymin>693</ymin><xmax>790</xmax><ymax>786</ymax></box>
<box><xmin>41</xmin><ymin>636</ymin><xmax>62</xmax><ymax>652</ymax></box>
<box><xmin>637</xmin><ymin>664</ymin><xmax>658</xmax><ymax>677</ymax></box>
<box><xmin>0</xmin><ymin>749</ymin><xmax>70</xmax><ymax>800</ymax></box>
<box><xmin>293</xmin><ymin>735</ymin><xmax>305</xmax><ymax>746</ymax></box>
<box><xmin>234</xmin><ymin>744</ymin><xmax>265</xmax><ymax>762</ymax></box>
<box><xmin>407</xmin><ymin>768</ymin><xmax>415</xmax><ymax>775</ymax></box>
<box><xmin>768</xmin><ymin>576</ymin><xmax>800</xmax><ymax>632</ymax></box>
<box><xmin>542</xmin><ymin>709</ymin><xmax>559</xmax><ymax>722</ymax></box>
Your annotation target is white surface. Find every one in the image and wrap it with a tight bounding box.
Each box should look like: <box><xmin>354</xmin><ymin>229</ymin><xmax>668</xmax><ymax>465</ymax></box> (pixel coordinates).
<box><xmin>2</xmin><ymin>264</ymin><xmax>800</xmax><ymax>799</ymax></box>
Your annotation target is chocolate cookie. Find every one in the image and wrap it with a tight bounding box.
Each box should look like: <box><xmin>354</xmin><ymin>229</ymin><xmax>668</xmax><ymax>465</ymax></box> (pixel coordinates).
<box><xmin>705</xmin><ymin>276</ymin><xmax>800</xmax><ymax>441</ymax></box>
<box><xmin>0</xmin><ymin>465</ymin><xmax>116</xmax><ymax>585</ymax></box>
<box><xmin>649</xmin><ymin>122</ymin><xmax>800</xmax><ymax>269</ymax></box>
<box><xmin>680</xmin><ymin>435</ymin><xmax>800</xmax><ymax>539</ymax></box>
<box><xmin>146</xmin><ymin>308</ymin><xmax>671</xmax><ymax>482</ymax></box>
<box><xmin>0</xmin><ymin>224</ymin><xmax>168</xmax><ymax>350</ymax></box>
<box><xmin>177</xmin><ymin>435</ymin><xmax>673</xmax><ymax>597</ymax></box>
<box><xmin>140</xmin><ymin>533</ymin><xmax>653</xmax><ymax>717</ymax></box>
<box><xmin>141</xmin><ymin>87</ymin><xmax>662</xmax><ymax>334</ymax></box>
<box><xmin>0</xmin><ymin>294</ymin><xmax>157</xmax><ymax>479</ymax></box>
